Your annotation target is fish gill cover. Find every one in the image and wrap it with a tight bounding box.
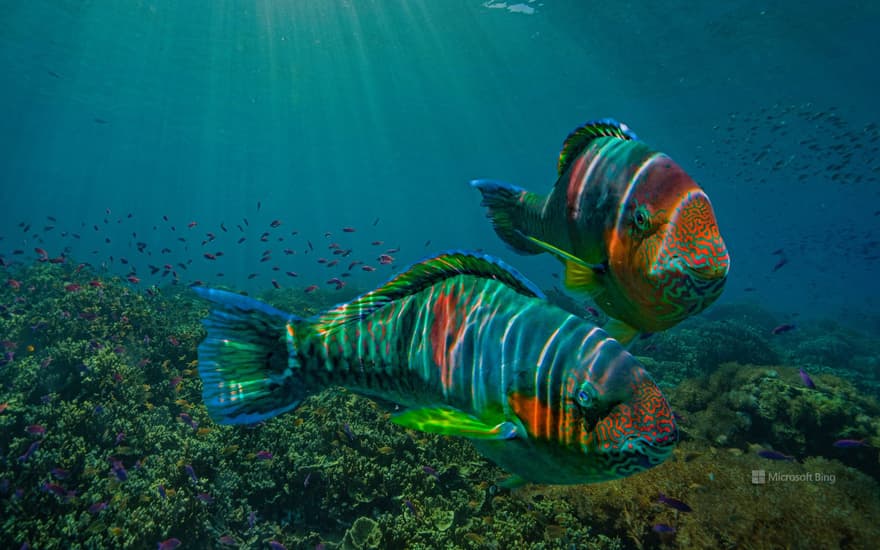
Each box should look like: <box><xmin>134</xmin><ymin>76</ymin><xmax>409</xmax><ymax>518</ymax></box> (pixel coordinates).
<box><xmin>1</xmin><ymin>0</ymin><xmax>880</xmax><ymax>549</ymax></box>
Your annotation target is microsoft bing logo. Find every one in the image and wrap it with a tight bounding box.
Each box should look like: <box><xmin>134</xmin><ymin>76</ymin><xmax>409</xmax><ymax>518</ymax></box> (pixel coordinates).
<box><xmin>752</xmin><ymin>470</ymin><xmax>766</xmax><ymax>484</ymax></box>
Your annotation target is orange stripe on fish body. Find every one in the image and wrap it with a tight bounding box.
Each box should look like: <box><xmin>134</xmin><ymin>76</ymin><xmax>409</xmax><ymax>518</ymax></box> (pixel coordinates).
<box><xmin>508</xmin><ymin>391</ymin><xmax>579</xmax><ymax>446</ymax></box>
<box><xmin>430</xmin><ymin>288</ymin><xmax>467</xmax><ymax>394</ymax></box>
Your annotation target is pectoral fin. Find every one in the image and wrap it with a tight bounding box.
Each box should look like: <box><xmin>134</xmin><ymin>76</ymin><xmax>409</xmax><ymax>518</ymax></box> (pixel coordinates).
<box><xmin>517</xmin><ymin>232</ymin><xmax>605</xmax><ymax>293</ymax></box>
<box><xmin>392</xmin><ymin>406</ymin><xmax>519</xmax><ymax>440</ymax></box>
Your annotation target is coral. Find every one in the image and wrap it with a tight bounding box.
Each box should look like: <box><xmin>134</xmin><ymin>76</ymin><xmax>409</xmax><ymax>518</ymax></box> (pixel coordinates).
<box><xmin>631</xmin><ymin>318</ymin><xmax>779</xmax><ymax>386</ymax></box>
<box><xmin>520</xmin><ymin>440</ymin><xmax>880</xmax><ymax>550</ymax></box>
<box><xmin>342</xmin><ymin>516</ymin><xmax>383</xmax><ymax>549</ymax></box>
<box><xmin>1</xmin><ymin>259</ymin><xmax>879</xmax><ymax>549</ymax></box>
<box><xmin>670</xmin><ymin>363</ymin><xmax>880</xmax><ymax>479</ymax></box>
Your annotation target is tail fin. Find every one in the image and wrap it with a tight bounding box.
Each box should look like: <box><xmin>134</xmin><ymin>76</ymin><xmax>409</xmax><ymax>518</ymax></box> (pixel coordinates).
<box><xmin>469</xmin><ymin>179</ymin><xmax>545</xmax><ymax>255</ymax></box>
<box><xmin>193</xmin><ymin>287</ymin><xmax>305</xmax><ymax>425</ymax></box>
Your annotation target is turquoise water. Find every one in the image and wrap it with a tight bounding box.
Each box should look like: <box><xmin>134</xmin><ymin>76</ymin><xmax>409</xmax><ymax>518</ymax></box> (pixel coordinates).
<box><xmin>1</xmin><ymin>1</ymin><xmax>879</xmax><ymax>548</ymax></box>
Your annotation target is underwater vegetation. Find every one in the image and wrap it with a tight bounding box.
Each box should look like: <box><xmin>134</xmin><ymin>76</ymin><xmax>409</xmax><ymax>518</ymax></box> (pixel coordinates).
<box><xmin>1</xmin><ymin>260</ymin><xmax>879</xmax><ymax>549</ymax></box>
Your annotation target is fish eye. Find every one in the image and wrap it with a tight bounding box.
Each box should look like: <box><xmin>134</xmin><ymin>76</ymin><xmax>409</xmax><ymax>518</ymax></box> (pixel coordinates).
<box><xmin>576</xmin><ymin>383</ymin><xmax>595</xmax><ymax>408</ymax></box>
<box><xmin>632</xmin><ymin>205</ymin><xmax>651</xmax><ymax>231</ymax></box>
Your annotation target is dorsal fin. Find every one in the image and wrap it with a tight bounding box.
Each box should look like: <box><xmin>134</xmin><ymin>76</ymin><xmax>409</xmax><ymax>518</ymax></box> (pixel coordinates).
<box><xmin>557</xmin><ymin>119</ymin><xmax>638</xmax><ymax>176</ymax></box>
<box><xmin>313</xmin><ymin>250</ymin><xmax>545</xmax><ymax>332</ymax></box>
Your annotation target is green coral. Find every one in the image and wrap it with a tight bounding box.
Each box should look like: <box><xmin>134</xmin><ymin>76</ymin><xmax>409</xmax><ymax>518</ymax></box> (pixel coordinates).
<box><xmin>670</xmin><ymin>362</ymin><xmax>880</xmax><ymax>479</ymax></box>
<box><xmin>1</xmin><ymin>259</ymin><xmax>880</xmax><ymax>549</ymax></box>
<box><xmin>342</xmin><ymin>516</ymin><xmax>383</xmax><ymax>549</ymax></box>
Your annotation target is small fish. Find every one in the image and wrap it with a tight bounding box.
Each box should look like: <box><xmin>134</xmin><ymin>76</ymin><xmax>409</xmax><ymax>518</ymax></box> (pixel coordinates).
<box><xmin>50</xmin><ymin>467</ymin><xmax>70</xmax><ymax>479</ymax></box>
<box><xmin>657</xmin><ymin>493</ymin><xmax>691</xmax><ymax>512</ymax></box>
<box><xmin>833</xmin><ymin>439</ymin><xmax>868</xmax><ymax>448</ymax></box>
<box><xmin>157</xmin><ymin>538</ymin><xmax>182</xmax><ymax>550</ymax></box>
<box><xmin>110</xmin><ymin>459</ymin><xmax>127</xmax><ymax>481</ymax></box>
<box><xmin>184</xmin><ymin>464</ymin><xmax>198</xmax><ymax>483</ymax></box>
<box><xmin>337</xmin><ymin>423</ymin><xmax>356</xmax><ymax>442</ymax></box>
<box><xmin>25</xmin><ymin>424</ymin><xmax>46</xmax><ymax>435</ymax></box>
<box><xmin>371</xmin><ymin>240</ymin><xmax>384</xmax><ymax>246</ymax></box>
<box><xmin>270</xmin><ymin>220</ymin><xmax>282</xmax><ymax>228</ymax></box>
<box><xmin>423</xmin><ymin>465</ymin><xmax>440</xmax><ymax>481</ymax></box>
<box><xmin>0</xmin><ymin>402</ymin><xmax>8</xmax><ymax>413</ymax></box>
<box><xmin>342</xmin><ymin>226</ymin><xmax>356</xmax><ymax>233</ymax></box>
<box><xmin>757</xmin><ymin>449</ymin><xmax>794</xmax><ymax>461</ymax></box>
<box><xmin>272</xmin><ymin>280</ymin><xmax>281</xmax><ymax>289</ymax></box>
<box><xmin>378</xmin><ymin>254</ymin><xmax>394</xmax><ymax>265</ymax></box>
<box><xmin>652</xmin><ymin>524</ymin><xmax>676</xmax><ymax>534</ymax></box>
<box><xmin>285</xmin><ymin>271</ymin><xmax>298</xmax><ymax>278</ymax></box>
<box><xmin>771</xmin><ymin>323</ymin><xmax>796</xmax><ymax>335</ymax></box>
<box><xmin>218</xmin><ymin>535</ymin><xmax>237</xmax><ymax>546</ymax></box>
<box><xmin>41</xmin><ymin>482</ymin><xmax>68</xmax><ymax>498</ymax></box>
<box><xmin>798</xmin><ymin>368</ymin><xmax>815</xmax><ymax>389</ymax></box>
<box><xmin>256</xmin><ymin>450</ymin><xmax>273</xmax><ymax>460</ymax></box>
<box><xmin>192</xmin><ymin>251</ymin><xmax>677</xmax><ymax>484</ymax></box>
<box><xmin>64</xmin><ymin>283</ymin><xmax>81</xmax><ymax>292</ymax></box>
<box><xmin>127</xmin><ymin>275</ymin><xmax>140</xmax><ymax>284</ymax></box>
<box><xmin>304</xmin><ymin>285</ymin><xmax>318</xmax><ymax>293</ymax></box>
<box><xmin>196</xmin><ymin>492</ymin><xmax>214</xmax><ymax>503</ymax></box>
<box><xmin>772</xmin><ymin>257</ymin><xmax>788</xmax><ymax>272</ymax></box>
<box><xmin>470</xmin><ymin>119</ymin><xmax>729</xmax><ymax>343</ymax></box>
<box><xmin>88</xmin><ymin>501</ymin><xmax>108</xmax><ymax>514</ymax></box>
<box><xmin>268</xmin><ymin>542</ymin><xmax>287</xmax><ymax>550</ymax></box>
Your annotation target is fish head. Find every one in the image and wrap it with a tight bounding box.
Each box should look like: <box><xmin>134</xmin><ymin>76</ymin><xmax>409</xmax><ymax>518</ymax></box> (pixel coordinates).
<box><xmin>609</xmin><ymin>155</ymin><xmax>729</xmax><ymax>330</ymax></box>
<box><xmin>507</xmin><ymin>333</ymin><xmax>677</xmax><ymax>483</ymax></box>
<box><xmin>571</xmin><ymin>337</ymin><xmax>677</xmax><ymax>481</ymax></box>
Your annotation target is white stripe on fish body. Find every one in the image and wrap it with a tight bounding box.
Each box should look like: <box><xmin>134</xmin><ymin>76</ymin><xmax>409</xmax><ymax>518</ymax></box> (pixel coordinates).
<box><xmin>298</xmin><ymin>276</ymin><xmax>594</xmax><ymax>421</ymax></box>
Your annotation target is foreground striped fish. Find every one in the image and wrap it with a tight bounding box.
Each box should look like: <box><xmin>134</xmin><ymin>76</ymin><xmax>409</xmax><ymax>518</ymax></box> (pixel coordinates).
<box><xmin>194</xmin><ymin>252</ymin><xmax>677</xmax><ymax>485</ymax></box>
<box><xmin>471</xmin><ymin>119</ymin><xmax>729</xmax><ymax>342</ymax></box>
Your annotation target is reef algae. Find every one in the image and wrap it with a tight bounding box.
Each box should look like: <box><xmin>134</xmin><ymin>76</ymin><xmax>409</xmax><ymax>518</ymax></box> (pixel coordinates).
<box><xmin>520</xmin><ymin>440</ymin><xmax>880</xmax><ymax>550</ymax></box>
<box><xmin>2</xmin><ymin>259</ymin><xmax>880</xmax><ymax>549</ymax></box>
<box><xmin>670</xmin><ymin>362</ymin><xmax>880</xmax><ymax>479</ymax></box>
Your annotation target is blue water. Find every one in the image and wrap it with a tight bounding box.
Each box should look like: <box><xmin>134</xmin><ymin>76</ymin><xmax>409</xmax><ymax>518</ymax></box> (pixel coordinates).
<box><xmin>2</xmin><ymin>2</ymin><xmax>880</xmax><ymax>548</ymax></box>
<box><xmin>3</xmin><ymin>1</ymin><xmax>878</xmax><ymax>324</ymax></box>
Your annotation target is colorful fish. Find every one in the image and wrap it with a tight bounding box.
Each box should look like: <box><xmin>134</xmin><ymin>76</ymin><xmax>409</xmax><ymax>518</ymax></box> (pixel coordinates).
<box><xmin>471</xmin><ymin>119</ymin><xmax>729</xmax><ymax>342</ymax></box>
<box><xmin>193</xmin><ymin>251</ymin><xmax>677</xmax><ymax>484</ymax></box>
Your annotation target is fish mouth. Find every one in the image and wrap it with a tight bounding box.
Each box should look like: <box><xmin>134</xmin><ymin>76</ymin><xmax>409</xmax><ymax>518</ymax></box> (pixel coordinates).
<box><xmin>679</xmin><ymin>254</ymin><xmax>729</xmax><ymax>281</ymax></box>
<box><xmin>653</xmin><ymin>191</ymin><xmax>730</xmax><ymax>282</ymax></box>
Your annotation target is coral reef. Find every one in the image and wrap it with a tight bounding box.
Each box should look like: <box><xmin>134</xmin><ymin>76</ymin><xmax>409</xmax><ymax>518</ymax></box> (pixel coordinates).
<box><xmin>670</xmin><ymin>363</ymin><xmax>880</xmax><ymax>479</ymax></box>
<box><xmin>521</xmin><ymin>441</ymin><xmax>880</xmax><ymax>550</ymax></box>
<box><xmin>1</xmin><ymin>260</ymin><xmax>879</xmax><ymax>549</ymax></box>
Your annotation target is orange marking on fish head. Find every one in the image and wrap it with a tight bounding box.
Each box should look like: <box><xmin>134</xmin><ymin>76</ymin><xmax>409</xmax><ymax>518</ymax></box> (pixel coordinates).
<box><xmin>508</xmin><ymin>392</ymin><xmax>550</xmax><ymax>440</ymax></box>
<box><xmin>608</xmin><ymin>157</ymin><xmax>728</xmax><ymax>330</ymax></box>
